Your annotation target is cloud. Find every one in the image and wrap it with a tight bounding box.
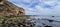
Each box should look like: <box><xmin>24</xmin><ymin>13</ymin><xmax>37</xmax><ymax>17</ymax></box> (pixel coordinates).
<box><xmin>8</xmin><ymin>0</ymin><xmax>60</xmax><ymax>15</ymax></box>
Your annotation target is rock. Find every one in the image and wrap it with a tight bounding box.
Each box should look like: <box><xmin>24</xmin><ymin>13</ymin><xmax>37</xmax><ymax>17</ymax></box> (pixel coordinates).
<box><xmin>0</xmin><ymin>0</ymin><xmax>25</xmax><ymax>16</ymax></box>
<box><xmin>52</xmin><ymin>16</ymin><xmax>55</xmax><ymax>17</ymax></box>
<box><xmin>0</xmin><ymin>0</ymin><xmax>26</xmax><ymax>27</ymax></box>
<box><xmin>48</xmin><ymin>20</ymin><xmax>53</xmax><ymax>22</ymax></box>
<box><xmin>45</xmin><ymin>25</ymin><xmax>52</xmax><ymax>27</ymax></box>
<box><xmin>2</xmin><ymin>17</ymin><xmax>33</xmax><ymax>27</ymax></box>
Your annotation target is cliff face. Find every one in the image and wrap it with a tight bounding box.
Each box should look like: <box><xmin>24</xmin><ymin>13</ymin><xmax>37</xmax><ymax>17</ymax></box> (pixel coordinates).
<box><xmin>0</xmin><ymin>0</ymin><xmax>25</xmax><ymax>16</ymax></box>
<box><xmin>0</xmin><ymin>0</ymin><xmax>30</xmax><ymax>27</ymax></box>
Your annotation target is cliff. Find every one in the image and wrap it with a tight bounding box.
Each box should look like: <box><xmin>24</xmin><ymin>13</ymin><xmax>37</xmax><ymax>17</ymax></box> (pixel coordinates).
<box><xmin>0</xmin><ymin>0</ymin><xmax>27</xmax><ymax>27</ymax></box>
<box><xmin>0</xmin><ymin>1</ymin><xmax>25</xmax><ymax>17</ymax></box>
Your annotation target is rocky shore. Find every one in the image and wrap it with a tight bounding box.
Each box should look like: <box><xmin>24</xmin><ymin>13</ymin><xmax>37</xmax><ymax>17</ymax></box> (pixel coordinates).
<box><xmin>0</xmin><ymin>15</ymin><xmax>60</xmax><ymax>27</ymax></box>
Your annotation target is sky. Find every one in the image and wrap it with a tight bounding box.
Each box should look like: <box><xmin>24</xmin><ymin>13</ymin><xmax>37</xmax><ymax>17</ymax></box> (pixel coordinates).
<box><xmin>8</xmin><ymin>0</ymin><xmax>60</xmax><ymax>15</ymax></box>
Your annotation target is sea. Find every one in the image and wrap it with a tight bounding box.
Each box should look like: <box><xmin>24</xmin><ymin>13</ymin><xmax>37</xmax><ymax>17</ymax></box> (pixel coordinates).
<box><xmin>27</xmin><ymin>15</ymin><xmax>60</xmax><ymax>27</ymax></box>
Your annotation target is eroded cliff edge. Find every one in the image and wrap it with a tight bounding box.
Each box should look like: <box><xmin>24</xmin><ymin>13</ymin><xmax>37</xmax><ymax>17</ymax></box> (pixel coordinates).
<box><xmin>0</xmin><ymin>0</ymin><xmax>25</xmax><ymax>17</ymax></box>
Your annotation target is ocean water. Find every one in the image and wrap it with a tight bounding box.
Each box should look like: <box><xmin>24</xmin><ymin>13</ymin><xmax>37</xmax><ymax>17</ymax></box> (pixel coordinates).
<box><xmin>30</xmin><ymin>15</ymin><xmax>60</xmax><ymax>21</ymax></box>
<box><xmin>28</xmin><ymin>15</ymin><xmax>60</xmax><ymax>27</ymax></box>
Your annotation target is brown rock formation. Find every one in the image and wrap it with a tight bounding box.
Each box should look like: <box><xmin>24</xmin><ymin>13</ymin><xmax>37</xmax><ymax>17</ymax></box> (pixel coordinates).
<box><xmin>0</xmin><ymin>0</ymin><xmax>29</xmax><ymax>27</ymax></box>
<box><xmin>2</xmin><ymin>16</ymin><xmax>33</xmax><ymax>27</ymax></box>
<box><xmin>0</xmin><ymin>0</ymin><xmax>25</xmax><ymax>16</ymax></box>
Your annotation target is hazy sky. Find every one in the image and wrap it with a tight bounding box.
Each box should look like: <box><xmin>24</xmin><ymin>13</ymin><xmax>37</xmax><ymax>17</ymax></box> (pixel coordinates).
<box><xmin>8</xmin><ymin>0</ymin><xmax>60</xmax><ymax>15</ymax></box>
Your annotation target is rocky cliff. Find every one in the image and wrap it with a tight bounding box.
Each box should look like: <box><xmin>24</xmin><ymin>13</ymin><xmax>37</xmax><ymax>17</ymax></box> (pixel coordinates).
<box><xmin>0</xmin><ymin>0</ymin><xmax>28</xmax><ymax>27</ymax></box>
<box><xmin>0</xmin><ymin>0</ymin><xmax>25</xmax><ymax>17</ymax></box>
